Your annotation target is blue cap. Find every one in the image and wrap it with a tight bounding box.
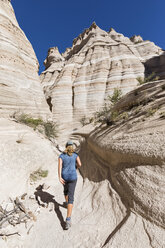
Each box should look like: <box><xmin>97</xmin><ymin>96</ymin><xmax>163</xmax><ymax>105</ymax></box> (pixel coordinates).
<box><xmin>66</xmin><ymin>140</ymin><xmax>73</xmax><ymax>147</ymax></box>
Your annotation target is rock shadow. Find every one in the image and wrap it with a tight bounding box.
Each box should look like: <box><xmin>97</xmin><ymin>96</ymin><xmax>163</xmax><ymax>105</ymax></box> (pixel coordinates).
<box><xmin>101</xmin><ymin>210</ymin><xmax>130</xmax><ymax>247</ymax></box>
<box><xmin>144</xmin><ymin>51</ymin><xmax>165</xmax><ymax>79</ymax></box>
<box><xmin>34</xmin><ymin>185</ymin><xmax>66</xmax><ymax>230</ymax></box>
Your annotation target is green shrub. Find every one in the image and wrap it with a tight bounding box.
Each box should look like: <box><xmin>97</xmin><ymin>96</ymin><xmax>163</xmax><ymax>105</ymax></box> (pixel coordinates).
<box><xmin>94</xmin><ymin>109</ymin><xmax>126</xmax><ymax>125</ymax></box>
<box><xmin>137</xmin><ymin>72</ymin><xmax>160</xmax><ymax>85</ymax></box>
<box><xmin>79</xmin><ymin>116</ymin><xmax>94</xmax><ymax>126</ymax></box>
<box><xmin>110</xmin><ymin>111</ymin><xmax>119</xmax><ymax>122</ymax></box>
<box><xmin>13</xmin><ymin>113</ymin><xmax>58</xmax><ymax>138</ymax></box>
<box><xmin>120</xmin><ymin>112</ymin><xmax>129</xmax><ymax>120</ymax></box>
<box><xmin>43</xmin><ymin>121</ymin><xmax>58</xmax><ymax>138</ymax></box>
<box><xmin>93</xmin><ymin>88</ymin><xmax>122</xmax><ymax>125</ymax></box>
<box><xmin>17</xmin><ymin>114</ymin><xmax>43</xmax><ymax>129</ymax></box>
<box><xmin>108</xmin><ymin>111</ymin><xmax>128</xmax><ymax>124</ymax></box>
<box><xmin>146</xmin><ymin>108</ymin><xmax>157</xmax><ymax>117</ymax></box>
<box><xmin>136</xmin><ymin>77</ymin><xmax>144</xmax><ymax>85</ymax></box>
<box><xmin>30</xmin><ymin>168</ymin><xmax>48</xmax><ymax>182</ymax></box>
<box><xmin>107</xmin><ymin>88</ymin><xmax>122</xmax><ymax>104</ymax></box>
<box><xmin>94</xmin><ymin>103</ymin><xmax>111</xmax><ymax>124</ymax></box>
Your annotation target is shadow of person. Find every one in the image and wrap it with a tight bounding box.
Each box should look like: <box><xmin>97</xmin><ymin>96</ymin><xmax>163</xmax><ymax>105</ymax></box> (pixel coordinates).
<box><xmin>34</xmin><ymin>185</ymin><xmax>66</xmax><ymax>230</ymax></box>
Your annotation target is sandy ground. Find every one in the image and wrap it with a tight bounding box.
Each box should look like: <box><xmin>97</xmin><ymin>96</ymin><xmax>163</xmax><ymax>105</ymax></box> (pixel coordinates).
<box><xmin>0</xmin><ymin>150</ymin><xmax>117</xmax><ymax>248</ymax></box>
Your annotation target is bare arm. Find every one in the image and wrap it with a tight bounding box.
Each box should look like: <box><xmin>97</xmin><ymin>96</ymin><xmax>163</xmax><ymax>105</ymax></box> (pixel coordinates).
<box><xmin>76</xmin><ymin>156</ymin><xmax>82</xmax><ymax>169</ymax></box>
<box><xmin>58</xmin><ymin>157</ymin><xmax>65</xmax><ymax>185</ymax></box>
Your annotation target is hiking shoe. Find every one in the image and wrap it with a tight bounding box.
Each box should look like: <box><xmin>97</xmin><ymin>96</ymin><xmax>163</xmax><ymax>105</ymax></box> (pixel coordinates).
<box><xmin>65</xmin><ymin>219</ymin><xmax>71</xmax><ymax>230</ymax></box>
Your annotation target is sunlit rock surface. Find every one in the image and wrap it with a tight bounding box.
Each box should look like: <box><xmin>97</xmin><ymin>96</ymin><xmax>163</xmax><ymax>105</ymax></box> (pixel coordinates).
<box><xmin>0</xmin><ymin>118</ymin><xmax>56</xmax><ymax>201</ymax></box>
<box><xmin>0</xmin><ymin>2</ymin><xmax>165</xmax><ymax>247</ymax></box>
<box><xmin>76</xmin><ymin>80</ymin><xmax>165</xmax><ymax>248</ymax></box>
<box><xmin>1</xmin><ymin>80</ymin><xmax>165</xmax><ymax>248</ymax></box>
<box><xmin>41</xmin><ymin>22</ymin><xmax>164</xmax><ymax>130</ymax></box>
<box><xmin>0</xmin><ymin>0</ymin><xmax>50</xmax><ymax>118</ymax></box>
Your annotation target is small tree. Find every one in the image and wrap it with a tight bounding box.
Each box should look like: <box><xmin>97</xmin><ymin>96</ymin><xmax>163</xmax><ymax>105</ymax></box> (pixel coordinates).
<box><xmin>107</xmin><ymin>88</ymin><xmax>122</xmax><ymax>105</ymax></box>
<box><xmin>12</xmin><ymin>113</ymin><xmax>59</xmax><ymax>138</ymax></box>
<box><xmin>94</xmin><ymin>88</ymin><xmax>122</xmax><ymax>125</ymax></box>
<box><xmin>94</xmin><ymin>103</ymin><xmax>111</xmax><ymax>124</ymax></box>
<box><xmin>43</xmin><ymin>121</ymin><xmax>59</xmax><ymax>138</ymax></box>
<box><xmin>137</xmin><ymin>72</ymin><xmax>160</xmax><ymax>85</ymax></box>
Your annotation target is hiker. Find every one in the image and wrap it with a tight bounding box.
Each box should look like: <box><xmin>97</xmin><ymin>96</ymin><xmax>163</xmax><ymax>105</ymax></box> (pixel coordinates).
<box><xmin>58</xmin><ymin>140</ymin><xmax>82</xmax><ymax>230</ymax></box>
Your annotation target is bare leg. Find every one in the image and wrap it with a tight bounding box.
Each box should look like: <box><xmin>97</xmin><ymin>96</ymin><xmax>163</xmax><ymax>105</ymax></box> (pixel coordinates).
<box><xmin>67</xmin><ymin>204</ymin><xmax>73</xmax><ymax>218</ymax></box>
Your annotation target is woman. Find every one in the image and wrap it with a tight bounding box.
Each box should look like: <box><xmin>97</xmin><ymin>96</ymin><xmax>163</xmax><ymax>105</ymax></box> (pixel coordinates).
<box><xmin>58</xmin><ymin>140</ymin><xmax>82</xmax><ymax>230</ymax></box>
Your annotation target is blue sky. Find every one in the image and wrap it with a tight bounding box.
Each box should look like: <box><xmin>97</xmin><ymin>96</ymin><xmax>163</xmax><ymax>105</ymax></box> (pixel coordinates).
<box><xmin>12</xmin><ymin>0</ymin><xmax>164</xmax><ymax>74</ymax></box>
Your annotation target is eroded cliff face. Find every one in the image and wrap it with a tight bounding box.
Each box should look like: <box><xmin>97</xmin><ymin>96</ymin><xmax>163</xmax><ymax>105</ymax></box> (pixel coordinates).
<box><xmin>76</xmin><ymin>80</ymin><xmax>165</xmax><ymax>247</ymax></box>
<box><xmin>1</xmin><ymin>80</ymin><xmax>165</xmax><ymax>248</ymax></box>
<box><xmin>0</xmin><ymin>2</ymin><xmax>165</xmax><ymax>247</ymax></box>
<box><xmin>0</xmin><ymin>0</ymin><xmax>50</xmax><ymax>118</ymax></box>
<box><xmin>41</xmin><ymin>22</ymin><xmax>164</xmax><ymax>131</ymax></box>
<box><xmin>0</xmin><ymin>2</ymin><xmax>58</xmax><ymax>245</ymax></box>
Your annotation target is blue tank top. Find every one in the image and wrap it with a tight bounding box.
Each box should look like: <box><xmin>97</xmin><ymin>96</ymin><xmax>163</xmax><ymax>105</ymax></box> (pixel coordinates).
<box><xmin>59</xmin><ymin>152</ymin><xmax>78</xmax><ymax>181</ymax></box>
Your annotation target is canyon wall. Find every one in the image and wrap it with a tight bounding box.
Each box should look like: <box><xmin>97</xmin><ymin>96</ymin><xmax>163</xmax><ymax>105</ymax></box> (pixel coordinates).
<box><xmin>41</xmin><ymin>22</ymin><xmax>164</xmax><ymax>131</ymax></box>
<box><xmin>75</xmin><ymin>80</ymin><xmax>165</xmax><ymax>247</ymax></box>
<box><xmin>1</xmin><ymin>80</ymin><xmax>165</xmax><ymax>248</ymax></box>
<box><xmin>0</xmin><ymin>0</ymin><xmax>50</xmax><ymax>118</ymax></box>
<box><xmin>0</xmin><ymin>0</ymin><xmax>54</xmax><ymax>202</ymax></box>
<box><xmin>0</xmin><ymin>2</ymin><xmax>164</xmax><ymax>247</ymax></box>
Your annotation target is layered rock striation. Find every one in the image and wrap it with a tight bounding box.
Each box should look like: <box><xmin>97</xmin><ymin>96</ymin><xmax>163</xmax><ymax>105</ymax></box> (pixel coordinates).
<box><xmin>0</xmin><ymin>118</ymin><xmax>56</xmax><ymax>201</ymax></box>
<box><xmin>0</xmin><ymin>0</ymin><xmax>50</xmax><ymax>118</ymax></box>
<box><xmin>0</xmin><ymin>2</ymin><xmax>165</xmax><ymax>246</ymax></box>
<box><xmin>1</xmin><ymin>80</ymin><xmax>165</xmax><ymax>248</ymax></box>
<box><xmin>75</xmin><ymin>80</ymin><xmax>165</xmax><ymax>247</ymax></box>
<box><xmin>41</xmin><ymin>23</ymin><xmax>164</xmax><ymax>130</ymax></box>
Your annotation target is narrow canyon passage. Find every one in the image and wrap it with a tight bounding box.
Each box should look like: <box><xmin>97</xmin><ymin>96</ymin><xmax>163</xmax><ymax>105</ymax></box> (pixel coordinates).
<box><xmin>22</xmin><ymin>153</ymin><xmax>128</xmax><ymax>248</ymax></box>
<box><xmin>0</xmin><ymin>118</ymin><xmax>164</xmax><ymax>248</ymax></box>
<box><xmin>24</xmin><ymin>137</ymin><xmax>164</xmax><ymax>248</ymax></box>
<box><xmin>0</xmin><ymin>1</ymin><xmax>164</xmax><ymax>248</ymax></box>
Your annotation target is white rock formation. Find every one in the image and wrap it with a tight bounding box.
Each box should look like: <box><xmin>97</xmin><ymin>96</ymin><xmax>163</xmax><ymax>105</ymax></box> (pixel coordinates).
<box><xmin>0</xmin><ymin>0</ymin><xmax>50</xmax><ymax>118</ymax></box>
<box><xmin>0</xmin><ymin>2</ymin><xmax>165</xmax><ymax>247</ymax></box>
<box><xmin>130</xmin><ymin>34</ymin><xmax>143</xmax><ymax>43</ymax></box>
<box><xmin>1</xmin><ymin>81</ymin><xmax>165</xmax><ymax>248</ymax></box>
<box><xmin>41</xmin><ymin>22</ymin><xmax>164</xmax><ymax>131</ymax></box>
<box><xmin>75</xmin><ymin>80</ymin><xmax>165</xmax><ymax>248</ymax></box>
<box><xmin>0</xmin><ymin>118</ymin><xmax>56</xmax><ymax>201</ymax></box>
<box><xmin>42</xmin><ymin>47</ymin><xmax>65</xmax><ymax>101</ymax></box>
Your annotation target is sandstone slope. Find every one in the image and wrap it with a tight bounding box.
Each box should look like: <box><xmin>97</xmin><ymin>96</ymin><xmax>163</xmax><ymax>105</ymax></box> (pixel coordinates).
<box><xmin>0</xmin><ymin>0</ymin><xmax>50</xmax><ymax>118</ymax></box>
<box><xmin>0</xmin><ymin>117</ymin><xmax>126</xmax><ymax>248</ymax></box>
<box><xmin>0</xmin><ymin>118</ymin><xmax>57</xmax><ymax>201</ymax></box>
<box><xmin>0</xmin><ymin>2</ymin><xmax>164</xmax><ymax>248</ymax></box>
<box><xmin>75</xmin><ymin>79</ymin><xmax>165</xmax><ymax>248</ymax></box>
<box><xmin>1</xmin><ymin>80</ymin><xmax>165</xmax><ymax>248</ymax></box>
<box><xmin>41</xmin><ymin>23</ymin><xmax>164</xmax><ymax>131</ymax></box>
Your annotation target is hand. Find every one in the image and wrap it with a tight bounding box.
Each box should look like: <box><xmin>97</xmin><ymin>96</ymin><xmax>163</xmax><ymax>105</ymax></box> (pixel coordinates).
<box><xmin>59</xmin><ymin>177</ymin><xmax>65</xmax><ymax>185</ymax></box>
